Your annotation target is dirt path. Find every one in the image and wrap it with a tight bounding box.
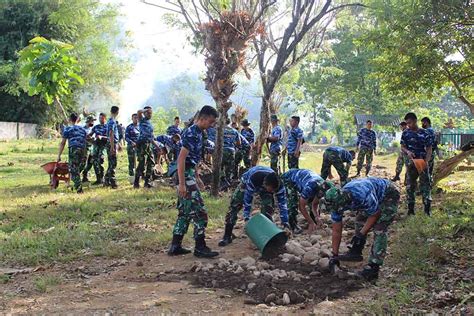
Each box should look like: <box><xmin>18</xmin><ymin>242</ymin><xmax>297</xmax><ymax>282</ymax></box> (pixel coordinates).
<box><xmin>1</xmin><ymin>224</ymin><xmax>376</xmax><ymax>314</ymax></box>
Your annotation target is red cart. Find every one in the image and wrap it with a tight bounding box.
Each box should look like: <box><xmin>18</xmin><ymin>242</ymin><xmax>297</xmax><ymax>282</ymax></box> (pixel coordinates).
<box><xmin>41</xmin><ymin>162</ymin><xmax>70</xmax><ymax>189</ymax></box>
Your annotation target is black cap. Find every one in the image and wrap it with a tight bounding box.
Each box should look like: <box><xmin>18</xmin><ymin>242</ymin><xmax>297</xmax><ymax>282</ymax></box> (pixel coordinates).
<box><xmin>270</xmin><ymin>114</ymin><xmax>279</xmax><ymax>121</ymax></box>
<box><xmin>241</xmin><ymin>119</ymin><xmax>250</xmax><ymax>126</ymax></box>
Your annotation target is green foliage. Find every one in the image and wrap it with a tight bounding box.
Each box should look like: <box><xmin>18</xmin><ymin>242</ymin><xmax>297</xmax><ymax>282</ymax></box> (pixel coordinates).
<box><xmin>150</xmin><ymin>107</ymin><xmax>180</xmax><ymax>135</ymax></box>
<box><xmin>33</xmin><ymin>275</ymin><xmax>62</xmax><ymax>293</ymax></box>
<box><xmin>18</xmin><ymin>37</ymin><xmax>83</xmax><ymax>105</ymax></box>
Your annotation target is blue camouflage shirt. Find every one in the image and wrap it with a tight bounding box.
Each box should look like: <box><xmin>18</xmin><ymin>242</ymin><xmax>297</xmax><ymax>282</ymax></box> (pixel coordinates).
<box><xmin>425</xmin><ymin>127</ymin><xmax>437</xmax><ymax>150</ymax></box>
<box><xmin>63</xmin><ymin>125</ymin><xmax>87</xmax><ymax>149</ymax></box>
<box><xmin>206</xmin><ymin>127</ymin><xmax>216</xmax><ymax>142</ymax></box>
<box><xmin>156</xmin><ymin>134</ymin><xmax>173</xmax><ymax>147</ymax></box>
<box><xmin>125</xmin><ymin>123</ymin><xmax>140</xmax><ymax>146</ymax></box>
<box><xmin>241</xmin><ymin>166</ymin><xmax>289</xmax><ymax>224</ymax></box>
<box><xmin>287</xmin><ymin>127</ymin><xmax>304</xmax><ymax>154</ymax></box>
<box><xmin>181</xmin><ymin>124</ymin><xmax>204</xmax><ymax>168</ymax></box>
<box><xmin>138</xmin><ymin>117</ymin><xmax>154</xmax><ymax>142</ymax></box>
<box><xmin>90</xmin><ymin>123</ymin><xmax>108</xmax><ymax>139</ymax></box>
<box><xmin>241</xmin><ymin>128</ymin><xmax>255</xmax><ymax>145</ymax></box>
<box><xmin>237</xmin><ymin>131</ymin><xmax>250</xmax><ymax>149</ymax></box>
<box><xmin>331</xmin><ymin>177</ymin><xmax>390</xmax><ymax>223</ymax></box>
<box><xmin>357</xmin><ymin>128</ymin><xmax>377</xmax><ymax>150</ymax></box>
<box><xmin>106</xmin><ymin>118</ymin><xmax>119</xmax><ymax>143</ymax></box>
<box><xmin>223</xmin><ymin>127</ymin><xmax>239</xmax><ymax>152</ymax></box>
<box><xmin>401</xmin><ymin>128</ymin><xmax>431</xmax><ymax>159</ymax></box>
<box><xmin>167</xmin><ymin>125</ymin><xmax>182</xmax><ymax>136</ymax></box>
<box><xmin>282</xmin><ymin>169</ymin><xmax>323</xmax><ymax>201</ymax></box>
<box><xmin>326</xmin><ymin>146</ymin><xmax>353</xmax><ymax>163</ymax></box>
<box><xmin>269</xmin><ymin>125</ymin><xmax>283</xmax><ymax>153</ymax></box>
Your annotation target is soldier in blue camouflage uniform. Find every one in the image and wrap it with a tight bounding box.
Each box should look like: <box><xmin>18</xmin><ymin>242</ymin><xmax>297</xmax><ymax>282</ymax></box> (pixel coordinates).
<box><xmin>168</xmin><ymin>105</ymin><xmax>219</xmax><ymax>258</ymax></box>
<box><xmin>88</xmin><ymin>113</ymin><xmax>108</xmax><ymax>185</ymax></box>
<box><xmin>167</xmin><ymin>116</ymin><xmax>182</xmax><ymax>136</ymax></box>
<box><xmin>267</xmin><ymin>115</ymin><xmax>283</xmax><ymax>174</ymax></box>
<box><xmin>323</xmin><ymin>177</ymin><xmax>400</xmax><ymax>281</ymax></box>
<box><xmin>125</xmin><ymin>113</ymin><xmax>140</xmax><ymax>176</ymax></box>
<box><xmin>401</xmin><ymin>112</ymin><xmax>433</xmax><ymax>216</ymax></box>
<box><xmin>233</xmin><ymin>130</ymin><xmax>250</xmax><ymax>179</ymax></box>
<box><xmin>239</xmin><ymin>119</ymin><xmax>255</xmax><ymax>169</ymax></box>
<box><xmin>287</xmin><ymin>116</ymin><xmax>304</xmax><ymax>169</ymax></box>
<box><xmin>356</xmin><ymin>120</ymin><xmax>377</xmax><ymax>176</ymax></box>
<box><xmin>221</xmin><ymin>119</ymin><xmax>240</xmax><ymax>184</ymax></box>
<box><xmin>421</xmin><ymin>117</ymin><xmax>438</xmax><ymax>177</ymax></box>
<box><xmin>105</xmin><ymin>106</ymin><xmax>120</xmax><ymax>189</ymax></box>
<box><xmin>219</xmin><ymin>166</ymin><xmax>289</xmax><ymax>247</ymax></box>
<box><xmin>321</xmin><ymin>146</ymin><xmax>356</xmax><ymax>186</ymax></box>
<box><xmin>134</xmin><ymin>106</ymin><xmax>157</xmax><ymax>188</ymax></box>
<box><xmin>81</xmin><ymin>115</ymin><xmax>96</xmax><ymax>183</ymax></box>
<box><xmin>57</xmin><ymin>113</ymin><xmax>87</xmax><ymax>193</ymax></box>
<box><xmin>391</xmin><ymin>122</ymin><xmax>408</xmax><ymax>182</ymax></box>
<box><xmin>282</xmin><ymin>169</ymin><xmax>325</xmax><ymax>234</ymax></box>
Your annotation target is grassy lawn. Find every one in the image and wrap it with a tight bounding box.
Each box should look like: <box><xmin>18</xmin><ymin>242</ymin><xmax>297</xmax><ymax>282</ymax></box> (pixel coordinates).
<box><xmin>0</xmin><ymin>139</ymin><xmax>228</xmax><ymax>266</ymax></box>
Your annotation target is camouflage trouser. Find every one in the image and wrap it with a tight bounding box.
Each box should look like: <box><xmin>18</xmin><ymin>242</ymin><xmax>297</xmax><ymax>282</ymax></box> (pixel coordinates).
<box><xmin>68</xmin><ymin>147</ymin><xmax>86</xmax><ymax>192</ymax></box>
<box><xmin>270</xmin><ymin>150</ymin><xmax>280</xmax><ymax>174</ymax></box>
<box><xmin>127</xmin><ymin>145</ymin><xmax>137</xmax><ymax>176</ymax></box>
<box><xmin>104</xmin><ymin>144</ymin><xmax>117</xmax><ymax>185</ymax></box>
<box><xmin>136</xmin><ymin>141</ymin><xmax>155</xmax><ymax>181</ymax></box>
<box><xmin>354</xmin><ymin>183</ymin><xmax>400</xmax><ymax>266</ymax></box>
<box><xmin>283</xmin><ymin>179</ymin><xmax>299</xmax><ymax>226</ymax></box>
<box><xmin>221</xmin><ymin>149</ymin><xmax>235</xmax><ymax>181</ymax></box>
<box><xmin>92</xmin><ymin>142</ymin><xmax>106</xmax><ymax>180</ymax></box>
<box><xmin>224</xmin><ymin>182</ymin><xmax>275</xmax><ymax>225</ymax></box>
<box><xmin>394</xmin><ymin>151</ymin><xmax>405</xmax><ymax>176</ymax></box>
<box><xmin>356</xmin><ymin>147</ymin><xmax>374</xmax><ymax>174</ymax></box>
<box><xmin>173</xmin><ymin>168</ymin><xmax>208</xmax><ymax>238</ymax></box>
<box><xmin>234</xmin><ymin>147</ymin><xmax>251</xmax><ymax>178</ymax></box>
<box><xmin>321</xmin><ymin>150</ymin><xmax>350</xmax><ymax>185</ymax></box>
<box><xmin>428</xmin><ymin>153</ymin><xmax>435</xmax><ymax>178</ymax></box>
<box><xmin>82</xmin><ymin>145</ymin><xmax>93</xmax><ymax>177</ymax></box>
<box><xmin>287</xmin><ymin>153</ymin><xmax>299</xmax><ymax>169</ymax></box>
<box><xmin>406</xmin><ymin>161</ymin><xmax>432</xmax><ymax>207</ymax></box>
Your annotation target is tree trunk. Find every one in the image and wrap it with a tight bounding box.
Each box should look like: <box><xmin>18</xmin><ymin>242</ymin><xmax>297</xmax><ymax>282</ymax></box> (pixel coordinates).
<box><xmin>251</xmin><ymin>96</ymin><xmax>272</xmax><ymax>165</ymax></box>
<box><xmin>211</xmin><ymin>101</ymin><xmax>228</xmax><ymax>196</ymax></box>
<box><xmin>433</xmin><ymin>148</ymin><xmax>474</xmax><ymax>185</ymax></box>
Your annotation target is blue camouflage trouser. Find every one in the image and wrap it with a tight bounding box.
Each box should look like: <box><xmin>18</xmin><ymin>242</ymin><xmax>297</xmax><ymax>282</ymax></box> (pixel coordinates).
<box><xmin>354</xmin><ymin>183</ymin><xmax>400</xmax><ymax>266</ymax></box>
<box><xmin>172</xmin><ymin>168</ymin><xmax>208</xmax><ymax>239</ymax></box>
<box><xmin>356</xmin><ymin>147</ymin><xmax>374</xmax><ymax>174</ymax></box>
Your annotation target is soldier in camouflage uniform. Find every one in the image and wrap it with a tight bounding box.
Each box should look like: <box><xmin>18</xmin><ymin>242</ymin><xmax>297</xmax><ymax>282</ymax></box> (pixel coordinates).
<box><xmin>219</xmin><ymin>166</ymin><xmax>289</xmax><ymax>247</ymax></box>
<box><xmin>240</xmin><ymin>119</ymin><xmax>255</xmax><ymax>169</ymax></box>
<box><xmin>57</xmin><ymin>113</ymin><xmax>87</xmax><ymax>193</ymax></box>
<box><xmin>323</xmin><ymin>177</ymin><xmax>400</xmax><ymax>281</ymax></box>
<box><xmin>81</xmin><ymin>115</ymin><xmax>96</xmax><ymax>183</ymax></box>
<box><xmin>282</xmin><ymin>169</ymin><xmax>324</xmax><ymax>234</ymax></box>
<box><xmin>401</xmin><ymin>112</ymin><xmax>433</xmax><ymax>216</ymax></box>
<box><xmin>134</xmin><ymin>106</ymin><xmax>158</xmax><ymax>188</ymax></box>
<box><xmin>88</xmin><ymin>113</ymin><xmax>108</xmax><ymax>185</ymax></box>
<box><xmin>233</xmin><ymin>131</ymin><xmax>250</xmax><ymax>179</ymax></box>
<box><xmin>221</xmin><ymin>119</ymin><xmax>240</xmax><ymax>185</ymax></box>
<box><xmin>267</xmin><ymin>115</ymin><xmax>283</xmax><ymax>174</ymax></box>
<box><xmin>356</xmin><ymin>120</ymin><xmax>377</xmax><ymax>176</ymax></box>
<box><xmin>391</xmin><ymin>122</ymin><xmax>408</xmax><ymax>182</ymax></box>
<box><xmin>286</xmin><ymin>116</ymin><xmax>304</xmax><ymax>169</ymax></box>
<box><xmin>168</xmin><ymin>105</ymin><xmax>219</xmax><ymax>258</ymax></box>
<box><xmin>321</xmin><ymin>146</ymin><xmax>356</xmax><ymax>186</ymax></box>
<box><xmin>125</xmin><ymin>113</ymin><xmax>140</xmax><ymax>176</ymax></box>
<box><xmin>105</xmin><ymin>106</ymin><xmax>120</xmax><ymax>189</ymax></box>
<box><xmin>421</xmin><ymin>117</ymin><xmax>438</xmax><ymax>177</ymax></box>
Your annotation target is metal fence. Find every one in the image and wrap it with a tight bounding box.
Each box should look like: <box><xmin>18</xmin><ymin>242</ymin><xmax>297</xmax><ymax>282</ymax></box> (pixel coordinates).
<box><xmin>437</xmin><ymin>133</ymin><xmax>474</xmax><ymax>149</ymax></box>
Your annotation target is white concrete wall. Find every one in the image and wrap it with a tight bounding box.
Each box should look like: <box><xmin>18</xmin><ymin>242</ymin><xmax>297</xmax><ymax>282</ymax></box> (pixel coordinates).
<box><xmin>0</xmin><ymin>122</ymin><xmax>38</xmax><ymax>140</ymax></box>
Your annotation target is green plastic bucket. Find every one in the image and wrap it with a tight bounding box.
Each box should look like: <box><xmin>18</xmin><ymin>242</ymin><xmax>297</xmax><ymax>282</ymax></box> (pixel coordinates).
<box><xmin>244</xmin><ymin>213</ymin><xmax>288</xmax><ymax>259</ymax></box>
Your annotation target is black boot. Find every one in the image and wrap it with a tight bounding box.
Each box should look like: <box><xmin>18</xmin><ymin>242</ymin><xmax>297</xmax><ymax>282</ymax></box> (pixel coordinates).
<box><xmin>92</xmin><ymin>178</ymin><xmax>103</xmax><ymax>185</ymax></box>
<box><xmin>289</xmin><ymin>217</ymin><xmax>303</xmax><ymax>235</ymax></box>
<box><xmin>407</xmin><ymin>203</ymin><xmax>415</xmax><ymax>216</ymax></box>
<box><xmin>357</xmin><ymin>263</ymin><xmax>379</xmax><ymax>281</ymax></box>
<box><xmin>218</xmin><ymin>224</ymin><xmax>234</xmax><ymax>247</ymax></box>
<box><xmin>391</xmin><ymin>174</ymin><xmax>400</xmax><ymax>182</ymax></box>
<box><xmin>110</xmin><ymin>181</ymin><xmax>118</xmax><ymax>189</ymax></box>
<box><xmin>82</xmin><ymin>174</ymin><xmax>89</xmax><ymax>183</ymax></box>
<box><xmin>194</xmin><ymin>236</ymin><xmax>219</xmax><ymax>258</ymax></box>
<box><xmin>168</xmin><ymin>234</ymin><xmax>191</xmax><ymax>256</ymax></box>
<box><xmin>337</xmin><ymin>234</ymin><xmax>366</xmax><ymax>262</ymax></box>
<box><xmin>144</xmin><ymin>179</ymin><xmax>152</xmax><ymax>188</ymax></box>
<box><xmin>133</xmin><ymin>175</ymin><xmax>140</xmax><ymax>189</ymax></box>
<box><xmin>424</xmin><ymin>201</ymin><xmax>431</xmax><ymax>217</ymax></box>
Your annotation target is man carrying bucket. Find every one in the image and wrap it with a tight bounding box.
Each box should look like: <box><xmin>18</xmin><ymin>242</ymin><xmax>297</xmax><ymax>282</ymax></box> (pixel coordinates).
<box><xmin>218</xmin><ymin>166</ymin><xmax>289</xmax><ymax>247</ymax></box>
<box><xmin>323</xmin><ymin>178</ymin><xmax>400</xmax><ymax>281</ymax></box>
<box><xmin>281</xmin><ymin>169</ymin><xmax>325</xmax><ymax>234</ymax></box>
<box><xmin>401</xmin><ymin>112</ymin><xmax>433</xmax><ymax>216</ymax></box>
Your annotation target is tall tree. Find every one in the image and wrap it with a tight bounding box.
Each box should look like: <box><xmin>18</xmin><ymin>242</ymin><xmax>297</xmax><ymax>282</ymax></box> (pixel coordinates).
<box><xmin>365</xmin><ymin>0</ymin><xmax>474</xmax><ymax>115</ymax></box>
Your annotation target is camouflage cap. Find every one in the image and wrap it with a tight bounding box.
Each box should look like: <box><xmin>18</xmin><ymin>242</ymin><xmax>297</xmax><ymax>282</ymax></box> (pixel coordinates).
<box><xmin>270</xmin><ymin>114</ymin><xmax>279</xmax><ymax>121</ymax></box>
